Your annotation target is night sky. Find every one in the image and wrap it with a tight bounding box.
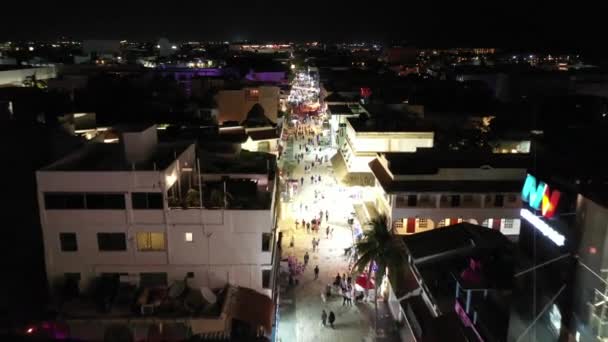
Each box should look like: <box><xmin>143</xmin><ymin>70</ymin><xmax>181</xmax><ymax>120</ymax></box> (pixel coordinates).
<box><xmin>0</xmin><ymin>1</ymin><xmax>606</xmax><ymax>50</ymax></box>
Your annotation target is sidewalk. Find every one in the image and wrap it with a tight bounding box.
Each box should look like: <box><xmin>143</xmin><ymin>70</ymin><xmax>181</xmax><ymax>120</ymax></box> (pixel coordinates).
<box><xmin>276</xmin><ymin>120</ymin><xmax>402</xmax><ymax>342</ymax></box>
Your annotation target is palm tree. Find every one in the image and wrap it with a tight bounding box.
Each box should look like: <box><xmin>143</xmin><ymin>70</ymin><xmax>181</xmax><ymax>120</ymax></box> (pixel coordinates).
<box><xmin>352</xmin><ymin>214</ymin><xmax>406</xmax><ymax>335</ymax></box>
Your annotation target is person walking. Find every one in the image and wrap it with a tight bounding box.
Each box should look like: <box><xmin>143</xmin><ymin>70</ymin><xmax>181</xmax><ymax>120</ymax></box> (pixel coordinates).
<box><xmin>290</xmin><ymin>235</ymin><xmax>294</xmax><ymax>248</ymax></box>
<box><xmin>321</xmin><ymin>310</ymin><xmax>327</xmax><ymax>327</ymax></box>
<box><xmin>306</xmin><ymin>222</ymin><xmax>311</xmax><ymax>232</ymax></box>
<box><xmin>328</xmin><ymin>311</ymin><xmax>335</xmax><ymax>328</ymax></box>
<box><xmin>314</xmin><ymin>265</ymin><xmax>319</xmax><ymax>280</ymax></box>
<box><xmin>300</xmin><ymin>177</ymin><xmax>304</xmax><ymax>186</ymax></box>
<box><xmin>304</xmin><ymin>251</ymin><xmax>309</xmax><ymax>267</ymax></box>
<box><xmin>325</xmin><ymin>210</ymin><xmax>329</xmax><ymax>222</ymax></box>
<box><xmin>311</xmin><ymin>237</ymin><xmax>316</xmax><ymax>252</ymax></box>
<box><xmin>326</xmin><ymin>226</ymin><xmax>330</xmax><ymax>239</ymax></box>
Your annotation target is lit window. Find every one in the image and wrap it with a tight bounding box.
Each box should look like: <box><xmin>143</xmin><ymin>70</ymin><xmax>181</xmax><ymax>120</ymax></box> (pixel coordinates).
<box><xmin>185</xmin><ymin>232</ymin><xmax>193</xmax><ymax>242</ymax></box>
<box><xmin>136</xmin><ymin>232</ymin><xmax>166</xmax><ymax>251</ymax></box>
<box><xmin>503</xmin><ymin>219</ymin><xmax>513</xmax><ymax>229</ymax></box>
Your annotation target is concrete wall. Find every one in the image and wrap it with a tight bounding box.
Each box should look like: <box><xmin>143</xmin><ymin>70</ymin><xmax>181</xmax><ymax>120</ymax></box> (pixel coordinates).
<box><xmin>216</xmin><ymin>86</ymin><xmax>279</xmax><ymax>124</ymax></box>
<box><xmin>0</xmin><ymin>67</ymin><xmax>57</xmax><ymax>86</ymax></box>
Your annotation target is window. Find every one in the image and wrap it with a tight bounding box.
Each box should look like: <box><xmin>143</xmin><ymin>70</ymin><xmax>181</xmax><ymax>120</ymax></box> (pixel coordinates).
<box><xmin>262</xmin><ymin>233</ymin><xmax>272</xmax><ymax>252</ymax></box>
<box><xmin>136</xmin><ymin>232</ymin><xmax>166</xmax><ymax>251</ymax></box>
<box><xmin>97</xmin><ymin>233</ymin><xmax>127</xmax><ymax>251</ymax></box>
<box><xmin>59</xmin><ymin>233</ymin><xmax>78</xmax><ymax>252</ymax></box>
<box><xmin>262</xmin><ymin>270</ymin><xmax>271</xmax><ymax>289</ymax></box>
<box><xmin>245</xmin><ymin>89</ymin><xmax>259</xmax><ymax>101</ymax></box>
<box><xmin>44</xmin><ymin>193</ymin><xmax>85</xmax><ymax>209</ymax></box>
<box><xmin>185</xmin><ymin>232</ymin><xmax>194</xmax><ymax>242</ymax></box>
<box><xmin>463</xmin><ymin>195</ymin><xmax>474</xmax><ymax>204</ymax></box>
<box><xmin>407</xmin><ymin>195</ymin><xmax>418</xmax><ymax>207</ymax></box>
<box><xmin>85</xmin><ymin>193</ymin><xmax>125</xmax><ymax>209</ymax></box>
<box><xmin>451</xmin><ymin>195</ymin><xmax>461</xmax><ymax>207</ymax></box>
<box><xmin>44</xmin><ymin>192</ymin><xmax>125</xmax><ymax>209</ymax></box>
<box><xmin>132</xmin><ymin>193</ymin><xmax>164</xmax><ymax>209</ymax></box>
<box><xmin>503</xmin><ymin>219</ymin><xmax>513</xmax><ymax>229</ymax></box>
<box><xmin>418</xmin><ymin>218</ymin><xmax>428</xmax><ymax>229</ymax></box>
<box><xmin>187</xmin><ymin>272</ymin><xmax>195</xmax><ymax>278</ymax></box>
<box><xmin>140</xmin><ymin>272</ymin><xmax>168</xmax><ymax>287</ymax></box>
<box><xmin>494</xmin><ymin>194</ymin><xmax>504</xmax><ymax>207</ymax></box>
<box><xmin>507</xmin><ymin>194</ymin><xmax>517</xmax><ymax>203</ymax></box>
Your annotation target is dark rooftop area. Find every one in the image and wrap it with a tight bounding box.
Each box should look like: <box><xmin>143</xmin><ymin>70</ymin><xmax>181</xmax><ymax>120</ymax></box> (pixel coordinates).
<box><xmin>43</xmin><ymin>141</ymin><xmax>191</xmax><ymax>171</ymax></box>
<box><xmin>382</xmin><ymin>150</ymin><xmax>530</xmax><ymax>172</ymax></box>
<box><xmin>327</xmin><ymin>104</ymin><xmax>353</xmax><ymax>115</ymax></box>
<box><xmin>346</xmin><ymin>114</ymin><xmax>433</xmax><ymax>133</ymax></box>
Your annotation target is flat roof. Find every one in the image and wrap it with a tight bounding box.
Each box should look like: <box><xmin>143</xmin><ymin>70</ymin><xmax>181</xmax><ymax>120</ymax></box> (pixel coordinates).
<box><xmin>43</xmin><ymin>141</ymin><xmax>191</xmax><ymax>171</ymax></box>
<box><xmin>199</xmin><ymin>150</ymin><xmax>276</xmax><ymax>176</ymax></box>
<box><xmin>346</xmin><ymin>116</ymin><xmax>433</xmax><ymax>133</ymax></box>
<box><xmin>247</xmin><ymin>128</ymin><xmax>279</xmax><ymax>141</ymax></box>
<box><xmin>383</xmin><ymin>151</ymin><xmax>530</xmax><ymax>173</ymax></box>
<box><xmin>327</xmin><ymin>104</ymin><xmax>353</xmax><ymax>115</ymax></box>
<box><xmin>369</xmin><ymin>156</ymin><xmax>526</xmax><ymax>193</ymax></box>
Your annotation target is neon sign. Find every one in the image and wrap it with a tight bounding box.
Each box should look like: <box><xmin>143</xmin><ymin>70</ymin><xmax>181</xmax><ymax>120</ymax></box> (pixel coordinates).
<box><xmin>521</xmin><ymin>174</ymin><xmax>561</xmax><ymax>218</ymax></box>
<box><xmin>520</xmin><ymin>209</ymin><xmax>566</xmax><ymax>246</ymax></box>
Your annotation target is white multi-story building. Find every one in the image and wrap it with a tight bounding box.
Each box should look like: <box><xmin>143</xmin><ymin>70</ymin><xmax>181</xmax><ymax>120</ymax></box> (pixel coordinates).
<box><xmin>368</xmin><ymin>151</ymin><xmax>529</xmax><ymax>238</ymax></box>
<box><xmin>36</xmin><ymin>125</ymin><xmax>278</xmax><ymax>299</ymax></box>
<box><xmin>331</xmin><ymin>114</ymin><xmax>434</xmax><ymax>187</ymax></box>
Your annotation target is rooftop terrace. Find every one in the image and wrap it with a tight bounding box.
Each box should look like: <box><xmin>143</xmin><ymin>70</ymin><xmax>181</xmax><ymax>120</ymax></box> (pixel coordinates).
<box><xmin>42</xmin><ymin>142</ymin><xmax>192</xmax><ymax>171</ymax></box>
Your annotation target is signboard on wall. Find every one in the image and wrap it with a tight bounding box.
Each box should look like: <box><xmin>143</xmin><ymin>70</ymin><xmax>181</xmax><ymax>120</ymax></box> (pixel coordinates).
<box><xmin>521</xmin><ymin>174</ymin><xmax>561</xmax><ymax>218</ymax></box>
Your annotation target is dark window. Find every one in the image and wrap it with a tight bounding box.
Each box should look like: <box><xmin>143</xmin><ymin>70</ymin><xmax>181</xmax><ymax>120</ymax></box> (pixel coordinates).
<box><xmin>262</xmin><ymin>233</ymin><xmax>272</xmax><ymax>252</ymax></box>
<box><xmin>187</xmin><ymin>272</ymin><xmax>195</xmax><ymax>278</ymax></box>
<box><xmin>97</xmin><ymin>233</ymin><xmax>127</xmax><ymax>251</ymax></box>
<box><xmin>140</xmin><ymin>272</ymin><xmax>168</xmax><ymax>287</ymax></box>
<box><xmin>86</xmin><ymin>193</ymin><xmax>125</xmax><ymax>209</ymax></box>
<box><xmin>132</xmin><ymin>193</ymin><xmax>163</xmax><ymax>209</ymax></box>
<box><xmin>451</xmin><ymin>195</ymin><xmax>461</xmax><ymax>207</ymax></box>
<box><xmin>262</xmin><ymin>270</ymin><xmax>271</xmax><ymax>289</ymax></box>
<box><xmin>44</xmin><ymin>193</ymin><xmax>85</xmax><ymax>209</ymax></box>
<box><xmin>407</xmin><ymin>195</ymin><xmax>417</xmax><ymax>207</ymax></box>
<box><xmin>494</xmin><ymin>194</ymin><xmax>504</xmax><ymax>207</ymax></box>
<box><xmin>44</xmin><ymin>193</ymin><xmax>124</xmax><ymax>210</ymax></box>
<box><xmin>60</xmin><ymin>233</ymin><xmax>78</xmax><ymax>252</ymax></box>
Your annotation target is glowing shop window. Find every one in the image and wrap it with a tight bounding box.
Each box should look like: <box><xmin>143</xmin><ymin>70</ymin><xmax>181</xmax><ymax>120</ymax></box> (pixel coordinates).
<box><xmin>185</xmin><ymin>232</ymin><xmax>194</xmax><ymax>242</ymax></box>
<box><xmin>136</xmin><ymin>232</ymin><xmax>166</xmax><ymax>251</ymax></box>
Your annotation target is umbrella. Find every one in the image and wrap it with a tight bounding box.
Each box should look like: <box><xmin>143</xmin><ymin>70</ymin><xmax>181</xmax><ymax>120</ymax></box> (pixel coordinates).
<box><xmin>355</xmin><ymin>274</ymin><xmax>375</xmax><ymax>291</ymax></box>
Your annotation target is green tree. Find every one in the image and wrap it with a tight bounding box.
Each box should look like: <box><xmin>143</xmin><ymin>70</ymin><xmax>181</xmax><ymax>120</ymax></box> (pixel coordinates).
<box><xmin>352</xmin><ymin>214</ymin><xmax>406</xmax><ymax>335</ymax></box>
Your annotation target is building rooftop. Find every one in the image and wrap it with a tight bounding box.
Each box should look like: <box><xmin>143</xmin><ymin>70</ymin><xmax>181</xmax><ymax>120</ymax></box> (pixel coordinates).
<box><xmin>42</xmin><ymin>141</ymin><xmax>191</xmax><ymax>172</ymax></box>
<box><xmin>199</xmin><ymin>150</ymin><xmax>276</xmax><ymax>176</ymax></box>
<box><xmin>346</xmin><ymin>115</ymin><xmax>433</xmax><ymax>133</ymax></box>
<box><xmin>382</xmin><ymin>150</ymin><xmax>530</xmax><ymax>173</ymax></box>
<box><xmin>247</xmin><ymin>127</ymin><xmax>280</xmax><ymax>141</ymax></box>
<box><xmin>402</xmin><ymin>223</ymin><xmax>514</xmax><ymax>266</ymax></box>
<box><xmin>327</xmin><ymin>104</ymin><xmax>353</xmax><ymax>115</ymax></box>
<box><xmin>368</xmin><ymin>151</ymin><xmax>529</xmax><ymax>193</ymax></box>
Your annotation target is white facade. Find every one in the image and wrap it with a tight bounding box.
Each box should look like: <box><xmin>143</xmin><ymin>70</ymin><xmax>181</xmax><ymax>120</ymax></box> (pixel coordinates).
<box><xmin>216</xmin><ymin>86</ymin><xmax>279</xmax><ymax>124</ymax></box>
<box><xmin>36</xmin><ymin>132</ymin><xmax>277</xmax><ymax>298</ymax></box>
<box><xmin>0</xmin><ymin>66</ymin><xmax>57</xmax><ymax>86</ymax></box>
<box><xmin>369</xmin><ymin>156</ymin><xmax>526</xmax><ymax>237</ymax></box>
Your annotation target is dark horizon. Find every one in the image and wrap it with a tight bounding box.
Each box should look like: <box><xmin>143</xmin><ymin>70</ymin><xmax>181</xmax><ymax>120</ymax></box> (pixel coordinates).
<box><xmin>1</xmin><ymin>1</ymin><xmax>607</xmax><ymax>53</ymax></box>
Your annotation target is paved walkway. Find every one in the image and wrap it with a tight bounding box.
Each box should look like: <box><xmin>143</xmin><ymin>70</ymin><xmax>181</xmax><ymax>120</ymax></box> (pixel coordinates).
<box><xmin>276</xmin><ymin>120</ymin><xmax>401</xmax><ymax>342</ymax></box>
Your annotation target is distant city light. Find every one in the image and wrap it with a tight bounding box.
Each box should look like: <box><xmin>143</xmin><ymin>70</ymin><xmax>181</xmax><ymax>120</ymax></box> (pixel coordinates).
<box><xmin>171</xmin><ymin>45</ymin><xmax>177</xmax><ymax>50</ymax></box>
<box><xmin>290</xmin><ymin>64</ymin><xmax>296</xmax><ymax>69</ymax></box>
<box><xmin>28</xmin><ymin>46</ymin><xmax>34</xmax><ymax>51</ymax></box>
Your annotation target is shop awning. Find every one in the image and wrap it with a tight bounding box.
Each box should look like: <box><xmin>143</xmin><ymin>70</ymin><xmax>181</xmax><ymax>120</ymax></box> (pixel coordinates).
<box><xmin>230</xmin><ymin>287</ymin><xmax>274</xmax><ymax>335</ymax></box>
<box><xmin>330</xmin><ymin>152</ymin><xmax>348</xmax><ymax>182</ymax></box>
